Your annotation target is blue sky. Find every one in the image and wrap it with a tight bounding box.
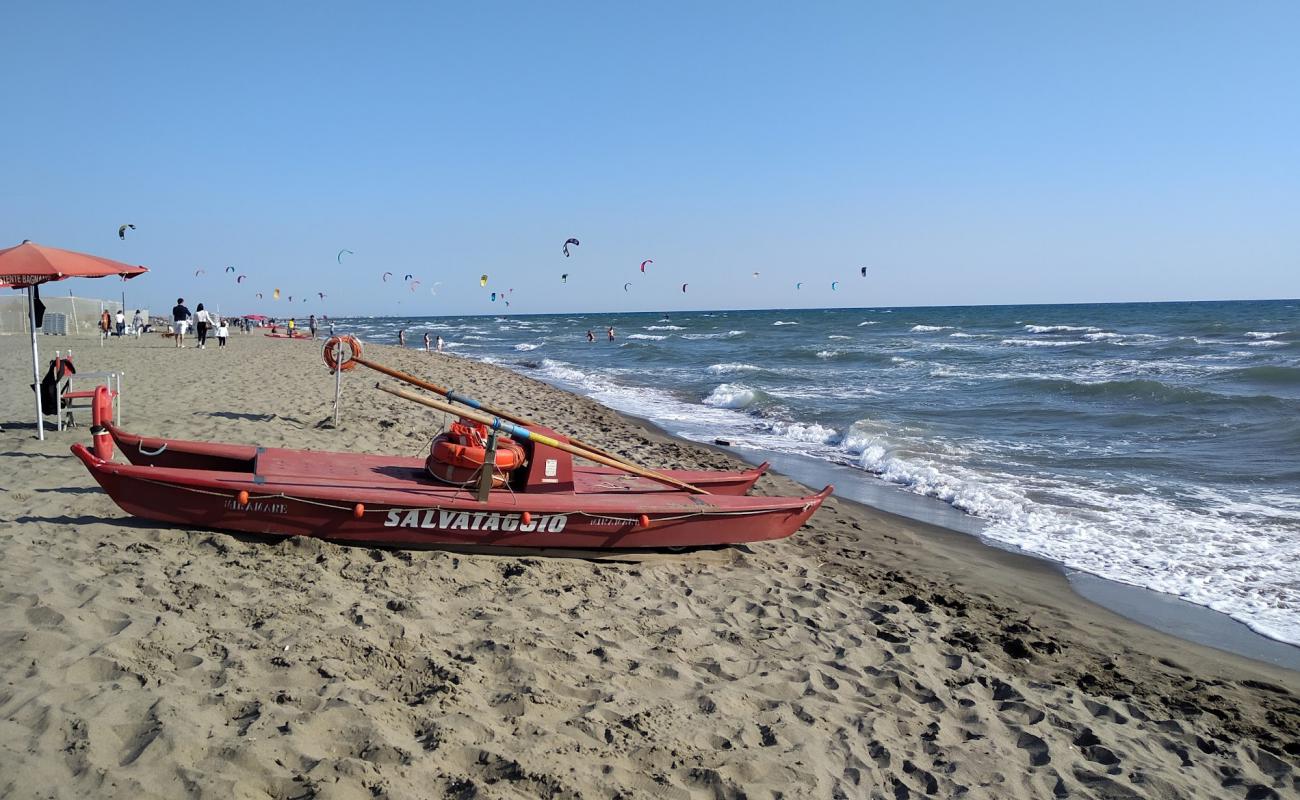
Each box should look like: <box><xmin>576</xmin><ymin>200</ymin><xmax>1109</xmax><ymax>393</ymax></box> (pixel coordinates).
<box><xmin>2</xmin><ymin>1</ymin><xmax>1296</xmax><ymax>315</ymax></box>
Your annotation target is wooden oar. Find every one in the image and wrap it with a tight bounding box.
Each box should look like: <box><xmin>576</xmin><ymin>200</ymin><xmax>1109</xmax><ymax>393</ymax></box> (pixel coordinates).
<box><xmin>347</xmin><ymin>351</ymin><xmax>624</xmax><ymax>463</ymax></box>
<box><xmin>379</xmin><ymin>383</ymin><xmax>710</xmax><ymax>495</ymax></box>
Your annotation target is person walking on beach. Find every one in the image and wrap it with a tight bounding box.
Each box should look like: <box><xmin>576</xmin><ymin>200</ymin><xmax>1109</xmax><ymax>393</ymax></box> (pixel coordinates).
<box><xmin>309</xmin><ymin>314</ymin><xmax>317</xmax><ymax>338</ymax></box>
<box><xmin>288</xmin><ymin>318</ymin><xmax>297</xmax><ymax>337</ymax></box>
<box><xmin>99</xmin><ymin>310</ymin><xmax>112</xmax><ymax>341</ymax></box>
<box><xmin>132</xmin><ymin>309</ymin><xmax>144</xmax><ymax>338</ymax></box>
<box><xmin>423</xmin><ymin>332</ymin><xmax>431</xmax><ymax>351</ymax></box>
<box><xmin>172</xmin><ymin>298</ymin><xmax>191</xmax><ymax>348</ymax></box>
<box><xmin>435</xmin><ymin>335</ymin><xmax>444</xmax><ymax>353</ymax></box>
<box><xmin>399</xmin><ymin>329</ymin><xmax>407</xmax><ymax>347</ymax></box>
<box><xmin>115</xmin><ymin>309</ymin><xmax>125</xmax><ymax>337</ymax></box>
<box><xmin>195</xmin><ymin>303</ymin><xmax>212</xmax><ymax>349</ymax></box>
<box><xmin>607</xmin><ymin>326</ymin><xmax>615</xmax><ymax>342</ymax></box>
<box><xmin>586</xmin><ymin>330</ymin><xmax>595</xmax><ymax>343</ymax></box>
<box><xmin>217</xmin><ymin>319</ymin><xmax>229</xmax><ymax>347</ymax></box>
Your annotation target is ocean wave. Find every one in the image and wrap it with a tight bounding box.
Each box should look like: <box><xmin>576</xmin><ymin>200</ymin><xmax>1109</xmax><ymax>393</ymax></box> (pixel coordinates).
<box><xmin>1224</xmin><ymin>365</ymin><xmax>1300</xmax><ymax>385</ymax></box>
<box><xmin>816</xmin><ymin>350</ymin><xmax>840</xmax><ymax>359</ymax></box>
<box><xmin>773</xmin><ymin>320</ymin><xmax>799</xmax><ymax>326</ymax></box>
<box><xmin>756</xmin><ymin>419</ymin><xmax>840</xmax><ymax>446</ymax></box>
<box><xmin>828</xmin><ymin>334</ymin><xmax>852</xmax><ymax>340</ymax></box>
<box><xmin>1083</xmin><ymin>332</ymin><xmax>1123</xmax><ymax>341</ymax></box>
<box><xmin>1015</xmin><ymin>377</ymin><xmax>1286</xmax><ymax>407</ymax></box>
<box><xmin>1248</xmin><ymin>340</ymin><xmax>1287</xmax><ymax>348</ymax></box>
<box><xmin>707</xmin><ymin>363</ymin><xmax>762</xmax><ymax>374</ymax></box>
<box><xmin>626</xmin><ymin>333</ymin><xmax>667</xmax><ymax>341</ymax></box>
<box><xmin>858</xmin><ymin>321</ymin><xmax>879</xmax><ymax>326</ymax></box>
<box><xmin>1024</xmin><ymin>324</ymin><xmax>1101</xmax><ymax>333</ymax></box>
<box><xmin>1001</xmin><ymin>338</ymin><xmax>1089</xmax><ymax>347</ymax></box>
<box><xmin>1245</xmin><ymin>331</ymin><xmax>1288</xmax><ymax>340</ymax></box>
<box><xmin>928</xmin><ymin>365</ymin><xmax>961</xmax><ymax>378</ymax></box>
<box><xmin>910</xmin><ymin>325</ymin><xmax>952</xmax><ymax>332</ymax></box>
<box><xmin>514</xmin><ymin>342</ymin><xmax>544</xmax><ymax>351</ymax></box>
<box><xmin>682</xmin><ymin>330</ymin><xmax>746</xmax><ymax>340</ymax></box>
<box><xmin>645</xmin><ymin>325</ymin><xmax>684</xmax><ymax>330</ymax></box>
<box><xmin>704</xmin><ymin>383</ymin><xmax>761</xmax><ymax>409</ymax></box>
<box><xmin>949</xmin><ymin>332</ymin><xmax>976</xmax><ymax>338</ymax></box>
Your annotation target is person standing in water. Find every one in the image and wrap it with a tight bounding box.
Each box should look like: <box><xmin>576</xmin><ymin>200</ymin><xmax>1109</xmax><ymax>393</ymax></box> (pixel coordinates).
<box><xmin>435</xmin><ymin>335</ymin><xmax>444</xmax><ymax>353</ymax></box>
<box><xmin>586</xmin><ymin>330</ymin><xmax>595</xmax><ymax>343</ymax></box>
<box><xmin>607</xmin><ymin>326</ymin><xmax>615</xmax><ymax>342</ymax></box>
<box><xmin>399</xmin><ymin>329</ymin><xmax>407</xmax><ymax>347</ymax></box>
<box><xmin>423</xmin><ymin>332</ymin><xmax>431</xmax><ymax>351</ymax></box>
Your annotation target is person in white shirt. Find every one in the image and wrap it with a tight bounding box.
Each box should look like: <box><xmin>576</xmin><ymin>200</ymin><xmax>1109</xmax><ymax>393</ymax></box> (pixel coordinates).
<box><xmin>114</xmin><ymin>310</ymin><xmax>125</xmax><ymax>337</ymax></box>
<box><xmin>217</xmin><ymin>320</ymin><xmax>229</xmax><ymax>347</ymax></box>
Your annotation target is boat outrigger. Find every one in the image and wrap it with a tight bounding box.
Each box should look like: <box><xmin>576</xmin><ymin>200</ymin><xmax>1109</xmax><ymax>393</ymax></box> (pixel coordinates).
<box><xmin>69</xmin><ymin>340</ymin><xmax>832</xmax><ymax>550</ymax></box>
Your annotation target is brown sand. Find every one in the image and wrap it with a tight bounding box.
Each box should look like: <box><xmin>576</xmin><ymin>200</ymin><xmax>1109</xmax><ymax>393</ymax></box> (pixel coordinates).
<box><xmin>1</xmin><ymin>331</ymin><xmax>1298</xmax><ymax>799</ymax></box>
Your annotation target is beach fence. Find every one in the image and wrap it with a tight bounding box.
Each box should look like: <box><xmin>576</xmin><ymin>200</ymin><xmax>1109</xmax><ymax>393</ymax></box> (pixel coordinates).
<box><xmin>0</xmin><ymin>293</ymin><xmax>147</xmax><ymax>336</ymax></box>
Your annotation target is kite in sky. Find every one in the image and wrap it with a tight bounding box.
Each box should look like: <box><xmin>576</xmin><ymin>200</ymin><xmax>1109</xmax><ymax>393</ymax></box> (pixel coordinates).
<box><xmin>562</xmin><ymin>238</ymin><xmax>580</xmax><ymax>257</ymax></box>
<box><xmin>117</xmin><ymin>224</ymin><xmax>135</xmax><ymax>240</ymax></box>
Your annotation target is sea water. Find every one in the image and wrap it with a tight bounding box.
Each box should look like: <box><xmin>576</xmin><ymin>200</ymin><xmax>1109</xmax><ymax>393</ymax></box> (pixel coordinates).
<box><xmin>336</xmin><ymin>301</ymin><xmax>1300</xmax><ymax>645</ymax></box>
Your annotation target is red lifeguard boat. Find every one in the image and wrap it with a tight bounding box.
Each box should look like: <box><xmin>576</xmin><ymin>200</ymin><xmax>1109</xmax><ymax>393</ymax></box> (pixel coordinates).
<box><xmin>72</xmin><ymin>418</ymin><xmax>827</xmax><ymax>551</ymax></box>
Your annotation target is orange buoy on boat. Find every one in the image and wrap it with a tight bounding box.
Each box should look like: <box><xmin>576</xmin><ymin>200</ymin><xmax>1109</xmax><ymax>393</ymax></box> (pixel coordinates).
<box><xmin>426</xmin><ymin>418</ymin><xmax>527</xmax><ymax>487</ymax></box>
<box><xmin>353</xmin><ymin>503</ymin><xmax>365</xmax><ymax>519</ymax></box>
<box><xmin>237</xmin><ymin>490</ymin><xmax>249</xmax><ymax>505</ymax></box>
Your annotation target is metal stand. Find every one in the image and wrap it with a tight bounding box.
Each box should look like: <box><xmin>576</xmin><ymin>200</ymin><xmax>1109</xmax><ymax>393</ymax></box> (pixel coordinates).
<box><xmin>475</xmin><ymin>430</ymin><xmax>499</xmax><ymax>502</ymax></box>
<box><xmin>332</xmin><ymin>340</ymin><xmax>343</xmax><ymax>427</ymax></box>
<box><xmin>29</xmin><ymin>287</ymin><xmax>44</xmax><ymax>441</ymax></box>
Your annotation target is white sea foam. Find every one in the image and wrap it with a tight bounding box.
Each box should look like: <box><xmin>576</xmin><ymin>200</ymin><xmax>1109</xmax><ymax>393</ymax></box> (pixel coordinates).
<box><xmin>1024</xmin><ymin>324</ymin><xmax>1101</xmax><ymax>333</ymax></box>
<box><xmin>1084</xmin><ymin>332</ymin><xmax>1123</xmax><ymax>341</ymax></box>
<box><xmin>627</xmin><ymin>333</ymin><xmax>667</xmax><ymax>341</ymax></box>
<box><xmin>910</xmin><ymin>325</ymin><xmax>952</xmax><ymax>332</ymax></box>
<box><xmin>949</xmin><ymin>332</ymin><xmax>976</xmax><ymax>338</ymax></box>
<box><xmin>1248</xmin><ymin>340</ymin><xmax>1286</xmax><ymax>347</ymax></box>
<box><xmin>757</xmin><ymin>420</ymin><xmax>840</xmax><ymax>446</ymax></box>
<box><xmin>828</xmin><ymin>334</ymin><xmax>852</xmax><ymax>340</ymax></box>
<box><xmin>773</xmin><ymin>320</ymin><xmax>799</xmax><ymax>326</ymax></box>
<box><xmin>704</xmin><ymin>383</ymin><xmax>759</xmax><ymax>409</ymax></box>
<box><xmin>816</xmin><ymin>350</ymin><xmax>840</xmax><ymax>359</ymax></box>
<box><xmin>514</xmin><ymin>342</ymin><xmax>544</xmax><ymax>351</ymax></box>
<box><xmin>1001</xmin><ymin>338</ymin><xmax>1089</xmax><ymax>347</ymax></box>
<box><xmin>1245</xmin><ymin>331</ymin><xmax>1286</xmax><ymax>339</ymax></box>
<box><xmin>646</xmin><ymin>325</ymin><xmax>685</xmax><ymax>330</ymax></box>
<box><xmin>682</xmin><ymin>330</ymin><xmax>746</xmax><ymax>340</ymax></box>
<box><xmin>858</xmin><ymin>321</ymin><xmax>879</xmax><ymax>326</ymax></box>
<box><xmin>928</xmin><ymin>365</ymin><xmax>961</xmax><ymax>378</ymax></box>
<box><xmin>707</xmin><ymin>363</ymin><xmax>762</xmax><ymax>374</ymax></box>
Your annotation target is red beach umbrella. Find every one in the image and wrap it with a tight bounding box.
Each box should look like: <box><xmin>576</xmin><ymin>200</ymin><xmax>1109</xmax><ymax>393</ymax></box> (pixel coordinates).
<box><xmin>0</xmin><ymin>240</ymin><xmax>148</xmax><ymax>440</ymax></box>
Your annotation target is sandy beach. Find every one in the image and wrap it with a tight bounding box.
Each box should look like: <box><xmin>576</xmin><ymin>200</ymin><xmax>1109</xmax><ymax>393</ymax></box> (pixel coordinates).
<box><xmin>1</xmin><ymin>330</ymin><xmax>1297</xmax><ymax>799</ymax></box>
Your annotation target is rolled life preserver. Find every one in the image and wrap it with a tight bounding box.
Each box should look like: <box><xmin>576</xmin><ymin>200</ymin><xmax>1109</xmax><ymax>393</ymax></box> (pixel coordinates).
<box><xmin>426</xmin><ymin>419</ymin><xmax>526</xmax><ymax>486</ymax></box>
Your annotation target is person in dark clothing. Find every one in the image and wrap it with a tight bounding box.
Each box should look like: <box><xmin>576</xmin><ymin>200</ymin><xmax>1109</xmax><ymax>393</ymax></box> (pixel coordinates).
<box><xmin>195</xmin><ymin>303</ymin><xmax>212</xmax><ymax>349</ymax></box>
<box><xmin>172</xmin><ymin>298</ymin><xmax>191</xmax><ymax>348</ymax></box>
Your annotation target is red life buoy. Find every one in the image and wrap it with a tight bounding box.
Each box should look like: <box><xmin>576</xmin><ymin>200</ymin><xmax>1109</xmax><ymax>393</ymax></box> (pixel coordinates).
<box><xmin>425</xmin><ymin>418</ymin><xmax>527</xmax><ymax>486</ymax></box>
<box><xmin>323</xmin><ymin>335</ymin><xmax>362</xmax><ymax>372</ymax></box>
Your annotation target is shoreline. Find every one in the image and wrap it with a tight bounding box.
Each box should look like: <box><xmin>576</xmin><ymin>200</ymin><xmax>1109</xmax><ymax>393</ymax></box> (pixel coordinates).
<box><xmin>2</xmin><ymin>332</ymin><xmax>1298</xmax><ymax>798</ymax></box>
<box><xmin>611</xmin><ymin>403</ymin><xmax>1300</xmax><ymax>674</ymax></box>
<box><xmin>494</xmin><ymin>352</ymin><xmax>1300</xmax><ymax>672</ymax></box>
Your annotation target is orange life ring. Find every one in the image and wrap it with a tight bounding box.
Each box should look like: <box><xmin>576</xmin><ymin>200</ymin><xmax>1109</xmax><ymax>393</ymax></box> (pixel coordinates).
<box><xmin>425</xmin><ymin>418</ymin><xmax>527</xmax><ymax>486</ymax></box>
<box><xmin>323</xmin><ymin>335</ymin><xmax>362</xmax><ymax>371</ymax></box>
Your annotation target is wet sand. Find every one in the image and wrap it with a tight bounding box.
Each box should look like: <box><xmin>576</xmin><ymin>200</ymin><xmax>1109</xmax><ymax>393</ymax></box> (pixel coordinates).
<box><xmin>1</xmin><ymin>331</ymin><xmax>1298</xmax><ymax>799</ymax></box>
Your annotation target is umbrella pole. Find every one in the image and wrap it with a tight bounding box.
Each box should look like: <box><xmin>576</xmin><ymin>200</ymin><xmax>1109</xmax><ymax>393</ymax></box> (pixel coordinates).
<box><xmin>28</xmin><ymin>287</ymin><xmax>44</xmax><ymax>441</ymax></box>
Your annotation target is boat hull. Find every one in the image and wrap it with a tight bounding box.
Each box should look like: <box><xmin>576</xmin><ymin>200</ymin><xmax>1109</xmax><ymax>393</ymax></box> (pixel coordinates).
<box><xmin>72</xmin><ymin>444</ymin><xmax>828</xmax><ymax>550</ymax></box>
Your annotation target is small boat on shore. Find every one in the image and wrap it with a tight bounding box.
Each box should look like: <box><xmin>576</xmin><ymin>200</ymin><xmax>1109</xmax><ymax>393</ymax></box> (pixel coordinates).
<box><xmin>72</xmin><ymin>426</ymin><xmax>827</xmax><ymax>549</ymax></box>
